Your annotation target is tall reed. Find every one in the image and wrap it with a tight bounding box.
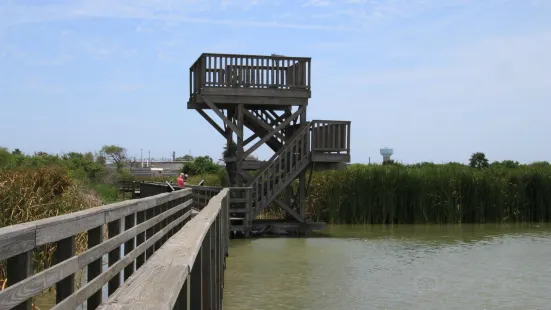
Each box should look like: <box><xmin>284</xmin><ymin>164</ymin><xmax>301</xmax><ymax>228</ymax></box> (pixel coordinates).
<box><xmin>306</xmin><ymin>164</ymin><xmax>551</xmax><ymax>224</ymax></box>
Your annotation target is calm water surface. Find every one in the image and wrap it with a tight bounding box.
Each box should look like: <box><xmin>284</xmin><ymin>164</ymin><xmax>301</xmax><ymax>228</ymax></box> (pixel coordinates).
<box><xmin>223</xmin><ymin>224</ymin><xmax>551</xmax><ymax>310</ymax></box>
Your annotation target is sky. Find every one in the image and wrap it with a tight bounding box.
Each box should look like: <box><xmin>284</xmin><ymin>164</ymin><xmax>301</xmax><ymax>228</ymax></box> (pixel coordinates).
<box><xmin>1</xmin><ymin>0</ymin><xmax>550</xmax><ymax>164</ymax></box>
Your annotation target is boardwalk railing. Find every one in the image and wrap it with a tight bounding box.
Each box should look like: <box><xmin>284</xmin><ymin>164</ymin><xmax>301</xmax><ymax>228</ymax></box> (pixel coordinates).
<box><xmin>0</xmin><ymin>189</ymin><xmax>193</xmax><ymax>310</ymax></box>
<box><xmin>190</xmin><ymin>53</ymin><xmax>312</xmax><ymax>96</ymax></box>
<box><xmin>97</xmin><ymin>189</ymin><xmax>230</xmax><ymax>310</ymax></box>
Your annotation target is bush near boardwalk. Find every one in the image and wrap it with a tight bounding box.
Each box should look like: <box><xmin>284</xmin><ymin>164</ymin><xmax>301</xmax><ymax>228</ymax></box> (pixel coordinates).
<box><xmin>306</xmin><ymin>163</ymin><xmax>551</xmax><ymax>224</ymax></box>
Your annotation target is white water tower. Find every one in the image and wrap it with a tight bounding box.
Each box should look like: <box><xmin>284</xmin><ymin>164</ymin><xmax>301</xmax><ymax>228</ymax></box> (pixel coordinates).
<box><xmin>380</xmin><ymin>147</ymin><xmax>394</xmax><ymax>162</ymax></box>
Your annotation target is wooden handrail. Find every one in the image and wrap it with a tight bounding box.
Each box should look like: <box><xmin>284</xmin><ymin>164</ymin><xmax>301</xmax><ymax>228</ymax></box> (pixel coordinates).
<box><xmin>97</xmin><ymin>189</ymin><xmax>230</xmax><ymax>310</ymax></box>
<box><xmin>0</xmin><ymin>189</ymin><xmax>193</xmax><ymax>310</ymax></box>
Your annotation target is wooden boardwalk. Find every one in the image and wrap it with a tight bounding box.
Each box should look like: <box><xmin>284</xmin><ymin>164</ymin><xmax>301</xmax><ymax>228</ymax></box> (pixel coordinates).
<box><xmin>0</xmin><ymin>187</ymin><xmax>229</xmax><ymax>310</ymax></box>
<box><xmin>0</xmin><ymin>52</ymin><xmax>353</xmax><ymax>310</ymax></box>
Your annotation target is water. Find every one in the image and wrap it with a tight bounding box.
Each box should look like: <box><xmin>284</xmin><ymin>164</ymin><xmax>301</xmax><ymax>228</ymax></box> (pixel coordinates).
<box><xmin>223</xmin><ymin>224</ymin><xmax>551</xmax><ymax>310</ymax></box>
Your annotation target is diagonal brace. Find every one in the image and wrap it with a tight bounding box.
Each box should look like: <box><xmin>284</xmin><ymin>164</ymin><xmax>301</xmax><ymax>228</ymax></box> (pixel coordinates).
<box><xmin>200</xmin><ymin>95</ymin><xmax>243</xmax><ymax>138</ymax></box>
<box><xmin>243</xmin><ymin>109</ymin><xmax>285</xmax><ymax>140</ymax></box>
<box><xmin>240</xmin><ymin>105</ymin><xmax>306</xmax><ymax>162</ymax></box>
<box><xmin>273</xmin><ymin>198</ymin><xmax>305</xmax><ymax>223</ymax></box>
<box><xmin>195</xmin><ymin>109</ymin><xmax>225</xmax><ymax>137</ymax></box>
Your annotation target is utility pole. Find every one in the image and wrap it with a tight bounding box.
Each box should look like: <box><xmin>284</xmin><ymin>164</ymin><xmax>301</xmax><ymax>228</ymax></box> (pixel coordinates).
<box><xmin>148</xmin><ymin>150</ymin><xmax>151</xmax><ymax>168</ymax></box>
<box><xmin>141</xmin><ymin>149</ymin><xmax>143</xmax><ymax>168</ymax></box>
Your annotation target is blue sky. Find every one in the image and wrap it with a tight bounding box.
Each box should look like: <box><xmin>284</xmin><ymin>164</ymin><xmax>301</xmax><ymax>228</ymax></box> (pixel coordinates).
<box><xmin>1</xmin><ymin>0</ymin><xmax>550</xmax><ymax>164</ymax></box>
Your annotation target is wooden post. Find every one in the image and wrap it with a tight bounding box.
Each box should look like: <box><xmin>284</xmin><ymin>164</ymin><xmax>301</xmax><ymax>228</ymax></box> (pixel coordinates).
<box><xmin>174</xmin><ymin>274</ymin><xmax>190</xmax><ymax>310</ymax></box>
<box><xmin>190</xmin><ymin>248</ymin><xmax>203</xmax><ymax>309</ymax></box>
<box><xmin>135</xmin><ymin>210</ymin><xmax>146</xmax><ymax>269</ymax></box>
<box><xmin>87</xmin><ymin>226</ymin><xmax>103</xmax><ymax>310</ymax></box>
<box><xmin>214</xmin><ymin>216</ymin><xmax>221</xmax><ymax>308</ymax></box>
<box><xmin>145</xmin><ymin>206</ymin><xmax>155</xmax><ymax>260</ymax></box>
<box><xmin>6</xmin><ymin>251</ymin><xmax>32</xmax><ymax>310</ymax></box>
<box><xmin>299</xmin><ymin>106</ymin><xmax>307</xmax><ymax>219</ymax></box>
<box><xmin>123</xmin><ymin>213</ymin><xmax>136</xmax><ymax>281</ymax></box>
<box><xmin>236</xmin><ymin>104</ymin><xmax>244</xmax><ymax>187</ymax></box>
<box><xmin>55</xmin><ymin>236</ymin><xmax>75</xmax><ymax>303</ymax></box>
<box><xmin>210</xmin><ymin>226</ymin><xmax>216</xmax><ymax>308</ymax></box>
<box><xmin>201</xmin><ymin>229</ymin><xmax>212</xmax><ymax>309</ymax></box>
<box><xmin>107</xmin><ymin>219</ymin><xmax>121</xmax><ymax>296</ymax></box>
<box><xmin>153</xmin><ymin>203</ymin><xmax>163</xmax><ymax>251</ymax></box>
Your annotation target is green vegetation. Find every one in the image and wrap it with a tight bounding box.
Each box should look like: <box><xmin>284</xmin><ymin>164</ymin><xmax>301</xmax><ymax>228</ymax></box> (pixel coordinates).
<box><xmin>306</xmin><ymin>153</ymin><xmax>551</xmax><ymax>224</ymax></box>
<box><xmin>0</xmin><ymin>147</ymin><xmax>113</xmax><ymax>292</ymax></box>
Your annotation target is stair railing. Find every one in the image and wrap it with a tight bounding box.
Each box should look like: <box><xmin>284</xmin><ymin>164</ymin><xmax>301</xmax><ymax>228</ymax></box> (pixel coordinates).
<box><xmin>249</xmin><ymin>121</ymin><xmax>311</xmax><ymax>215</ymax></box>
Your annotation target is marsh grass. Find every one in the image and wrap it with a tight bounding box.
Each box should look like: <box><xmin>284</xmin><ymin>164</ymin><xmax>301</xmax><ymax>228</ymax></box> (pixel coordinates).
<box><xmin>0</xmin><ymin>166</ymin><xmax>100</xmax><ymax>298</ymax></box>
<box><xmin>306</xmin><ymin>165</ymin><xmax>551</xmax><ymax>224</ymax></box>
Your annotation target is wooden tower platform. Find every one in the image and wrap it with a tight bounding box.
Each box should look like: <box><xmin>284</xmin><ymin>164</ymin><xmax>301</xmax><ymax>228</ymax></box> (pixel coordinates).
<box><xmin>188</xmin><ymin>53</ymin><xmax>351</xmax><ymax>236</ymax></box>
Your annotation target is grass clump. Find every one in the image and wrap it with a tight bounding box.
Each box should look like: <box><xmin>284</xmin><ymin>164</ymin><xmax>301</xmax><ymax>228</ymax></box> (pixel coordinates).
<box><xmin>0</xmin><ymin>165</ymin><xmax>100</xmax><ymax>288</ymax></box>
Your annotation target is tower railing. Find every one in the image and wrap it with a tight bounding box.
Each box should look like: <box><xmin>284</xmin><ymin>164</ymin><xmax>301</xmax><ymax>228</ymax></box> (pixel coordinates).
<box><xmin>310</xmin><ymin>120</ymin><xmax>351</xmax><ymax>155</ymax></box>
<box><xmin>190</xmin><ymin>53</ymin><xmax>311</xmax><ymax>96</ymax></box>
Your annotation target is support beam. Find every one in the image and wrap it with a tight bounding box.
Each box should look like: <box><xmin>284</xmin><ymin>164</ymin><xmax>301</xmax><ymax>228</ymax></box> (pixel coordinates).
<box><xmin>244</xmin><ymin>132</ymin><xmax>258</xmax><ymax>146</ymax></box>
<box><xmin>196</xmin><ymin>109</ymin><xmax>225</xmax><ymax>137</ymax></box>
<box><xmin>273</xmin><ymin>199</ymin><xmax>305</xmax><ymax>223</ymax></box>
<box><xmin>201</xmin><ymin>95</ymin><xmax>243</xmax><ymax>137</ymax></box>
<box><xmin>240</xmin><ymin>105</ymin><xmax>306</xmax><ymax>161</ymax></box>
<box><xmin>236</xmin><ymin>104</ymin><xmax>245</xmax><ymax>186</ymax></box>
<box><xmin>243</xmin><ymin>109</ymin><xmax>285</xmax><ymax>141</ymax></box>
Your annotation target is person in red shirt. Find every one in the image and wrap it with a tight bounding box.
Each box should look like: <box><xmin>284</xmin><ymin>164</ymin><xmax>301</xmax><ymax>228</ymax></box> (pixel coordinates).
<box><xmin>177</xmin><ymin>173</ymin><xmax>185</xmax><ymax>187</ymax></box>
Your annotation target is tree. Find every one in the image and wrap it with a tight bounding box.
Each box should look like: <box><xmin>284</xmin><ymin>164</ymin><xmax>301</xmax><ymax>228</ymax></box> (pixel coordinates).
<box><xmin>182</xmin><ymin>156</ymin><xmax>220</xmax><ymax>175</ymax></box>
<box><xmin>469</xmin><ymin>152</ymin><xmax>489</xmax><ymax>169</ymax></box>
<box><xmin>175</xmin><ymin>154</ymin><xmax>194</xmax><ymax>161</ymax></box>
<box><xmin>491</xmin><ymin>160</ymin><xmax>520</xmax><ymax>169</ymax></box>
<box><xmin>100</xmin><ymin>145</ymin><xmax>127</xmax><ymax>170</ymax></box>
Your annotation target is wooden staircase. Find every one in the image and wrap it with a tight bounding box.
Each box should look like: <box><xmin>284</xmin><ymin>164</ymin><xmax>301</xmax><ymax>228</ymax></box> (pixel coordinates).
<box><xmin>249</xmin><ymin>121</ymin><xmax>311</xmax><ymax>221</ymax></box>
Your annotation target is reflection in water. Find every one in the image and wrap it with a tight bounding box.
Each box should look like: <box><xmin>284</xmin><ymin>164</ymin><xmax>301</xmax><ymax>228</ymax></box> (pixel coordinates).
<box><xmin>223</xmin><ymin>224</ymin><xmax>551</xmax><ymax>310</ymax></box>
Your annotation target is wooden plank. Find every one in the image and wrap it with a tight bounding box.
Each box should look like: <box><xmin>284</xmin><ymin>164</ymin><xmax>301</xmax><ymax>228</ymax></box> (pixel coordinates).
<box><xmin>36</xmin><ymin>212</ymin><xmax>104</xmax><ymax>247</ymax></box>
<box><xmin>0</xmin><ymin>224</ymin><xmax>35</xmax><ymax>261</ymax></box>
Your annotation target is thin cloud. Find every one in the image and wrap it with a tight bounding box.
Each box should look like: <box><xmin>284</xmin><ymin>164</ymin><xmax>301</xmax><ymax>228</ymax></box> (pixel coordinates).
<box><xmin>0</xmin><ymin>1</ymin><xmax>352</xmax><ymax>31</ymax></box>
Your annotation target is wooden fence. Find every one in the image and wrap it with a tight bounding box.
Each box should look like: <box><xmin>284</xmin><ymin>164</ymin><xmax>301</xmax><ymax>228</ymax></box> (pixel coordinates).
<box><xmin>97</xmin><ymin>189</ymin><xmax>230</xmax><ymax>309</ymax></box>
<box><xmin>0</xmin><ymin>189</ymin><xmax>193</xmax><ymax>310</ymax></box>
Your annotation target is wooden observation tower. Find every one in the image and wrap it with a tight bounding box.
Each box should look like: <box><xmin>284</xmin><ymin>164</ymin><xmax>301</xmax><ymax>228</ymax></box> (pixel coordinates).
<box><xmin>188</xmin><ymin>53</ymin><xmax>351</xmax><ymax>236</ymax></box>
